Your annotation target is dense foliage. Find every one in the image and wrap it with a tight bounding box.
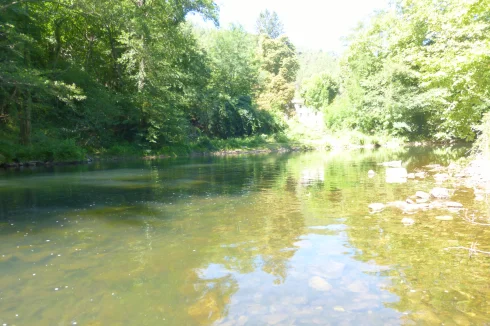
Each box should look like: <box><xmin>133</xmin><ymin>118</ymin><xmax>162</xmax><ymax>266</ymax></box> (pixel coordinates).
<box><xmin>296</xmin><ymin>50</ymin><xmax>339</xmax><ymax>89</ymax></box>
<box><xmin>2</xmin><ymin>0</ymin><xmax>489</xmax><ymax>162</ymax></box>
<box><xmin>0</xmin><ymin>1</ymin><xmax>298</xmax><ymax>161</ymax></box>
<box><xmin>301</xmin><ymin>0</ymin><xmax>490</xmax><ymax>141</ymax></box>
<box><xmin>300</xmin><ymin>73</ymin><xmax>339</xmax><ymax>110</ymax></box>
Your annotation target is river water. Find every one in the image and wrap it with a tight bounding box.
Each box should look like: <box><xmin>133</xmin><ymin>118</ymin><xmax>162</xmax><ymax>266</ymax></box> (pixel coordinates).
<box><xmin>0</xmin><ymin>147</ymin><xmax>489</xmax><ymax>325</ymax></box>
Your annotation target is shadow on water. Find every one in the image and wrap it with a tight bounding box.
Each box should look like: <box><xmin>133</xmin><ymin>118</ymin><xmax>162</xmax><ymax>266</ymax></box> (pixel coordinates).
<box><xmin>0</xmin><ymin>145</ymin><xmax>489</xmax><ymax>325</ymax></box>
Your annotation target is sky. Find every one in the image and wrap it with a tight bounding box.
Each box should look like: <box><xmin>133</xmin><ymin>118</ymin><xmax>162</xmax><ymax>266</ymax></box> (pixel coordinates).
<box><xmin>190</xmin><ymin>0</ymin><xmax>389</xmax><ymax>54</ymax></box>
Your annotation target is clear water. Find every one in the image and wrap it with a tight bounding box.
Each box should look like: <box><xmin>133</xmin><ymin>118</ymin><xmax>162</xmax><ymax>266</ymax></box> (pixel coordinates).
<box><xmin>1</xmin><ymin>147</ymin><xmax>489</xmax><ymax>325</ymax></box>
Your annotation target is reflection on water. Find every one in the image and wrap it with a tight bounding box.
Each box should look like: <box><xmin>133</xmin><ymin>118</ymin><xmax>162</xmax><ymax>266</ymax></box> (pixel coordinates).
<box><xmin>0</xmin><ymin>146</ymin><xmax>489</xmax><ymax>325</ymax></box>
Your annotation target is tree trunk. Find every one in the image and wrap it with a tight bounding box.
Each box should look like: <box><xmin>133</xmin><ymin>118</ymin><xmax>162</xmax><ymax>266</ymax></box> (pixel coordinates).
<box><xmin>52</xmin><ymin>19</ymin><xmax>63</xmax><ymax>69</ymax></box>
<box><xmin>107</xmin><ymin>26</ymin><xmax>123</xmax><ymax>90</ymax></box>
<box><xmin>19</xmin><ymin>91</ymin><xmax>32</xmax><ymax>145</ymax></box>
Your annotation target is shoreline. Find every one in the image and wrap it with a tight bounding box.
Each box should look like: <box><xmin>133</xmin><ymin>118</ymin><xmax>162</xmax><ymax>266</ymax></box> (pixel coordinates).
<box><xmin>0</xmin><ymin>140</ymin><xmax>475</xmax><ymax>170</ymax></box>
<box><xmin>0</xmin><ymin>145</ymin><xmax>311</xmax><ymax>169</ymax></box>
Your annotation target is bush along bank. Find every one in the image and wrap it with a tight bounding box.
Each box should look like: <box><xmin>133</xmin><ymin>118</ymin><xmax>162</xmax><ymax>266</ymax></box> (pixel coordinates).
<box><xmin>0</xmin><ymin>134</ymin><xmax>314</xmax><ymax>169</ymax></box>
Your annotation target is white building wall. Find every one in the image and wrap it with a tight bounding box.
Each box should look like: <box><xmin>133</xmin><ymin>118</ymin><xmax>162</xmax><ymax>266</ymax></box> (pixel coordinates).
<box><xmin>293</xmin><ymin>100</ymin><xmax>324</xmax><ymax>129</ymax></box>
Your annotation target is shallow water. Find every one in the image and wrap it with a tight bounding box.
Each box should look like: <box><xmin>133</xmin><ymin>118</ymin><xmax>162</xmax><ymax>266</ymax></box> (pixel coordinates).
<box><xmin>1</xmin><ymin>147</ymin><xmax>489</xmax><ymax>325</ymax></box>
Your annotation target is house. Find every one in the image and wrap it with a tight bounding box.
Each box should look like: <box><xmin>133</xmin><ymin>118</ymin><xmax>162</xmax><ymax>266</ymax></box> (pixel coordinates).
<box><xmin>292</xmin><ymin>99</ymin><xmax>324</xmax><ymax>129</ymax></box>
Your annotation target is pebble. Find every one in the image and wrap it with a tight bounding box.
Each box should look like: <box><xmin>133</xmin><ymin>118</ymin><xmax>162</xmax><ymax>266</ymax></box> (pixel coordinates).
<box><xmin>368</xmin><ymin>203</ymin><xmax>385</xmax><ymax>212</ymax></box>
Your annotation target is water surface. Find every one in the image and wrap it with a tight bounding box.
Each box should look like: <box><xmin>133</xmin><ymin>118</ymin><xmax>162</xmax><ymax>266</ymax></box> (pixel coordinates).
<box><xmin>1</xmin><ymin>147</ymin><xmax>489</xmax><ymax>325</ymax></box>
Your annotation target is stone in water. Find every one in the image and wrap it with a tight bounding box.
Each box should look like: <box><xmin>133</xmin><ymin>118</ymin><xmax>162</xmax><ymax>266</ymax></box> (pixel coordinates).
<box><xmin>368</xmin><ymin>203</ymin><xmax>385</xmax><ymax>212</ymax></box>
<box><xmin>445</xmin><ymin>201</ymin><xmax>463</xmax><ymax>208</ymax></box>
<box><xmin>386</xmin><ymin>168</ymin><xmax>408</xmax><ymax>183</ymax></box>
<box><xmin>308</xmin><ymin>276</ymin><xmax>332</xmax><ymax>292</ymax></box>
<box><xmin>416</xmin><ymin>191</ymin><xmax>430</xmax><ymax>200</ymax></box>
<box><xmin>401</xmin><ymin>218</ymin><xmax>415</xmax><ymax>225</ymax></box>
<box><xmin>436</xmin><ymin>216</ymin><xmax>453</xmax><ymax>221</ymax></box>
<box><xmin>431</xmin><ymin>187</ymin><xmax>450</xmax><ymax>199</ymax></box>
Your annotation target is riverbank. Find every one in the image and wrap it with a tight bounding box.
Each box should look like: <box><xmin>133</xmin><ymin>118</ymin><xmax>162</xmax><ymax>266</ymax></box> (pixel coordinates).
<box><xmin>0</xmin><ymin>130</ymin><xmax>397</xmax><ymax>169</ymax></box>
<box><xmin>0</xmin><ymin>141</ymin><xmax>313</xmax><ymax>169</ymax></box>
<box><xmin>0</xmin><ymin>128</ymin><xmax>472</xmax><ymax>170</ymax></box>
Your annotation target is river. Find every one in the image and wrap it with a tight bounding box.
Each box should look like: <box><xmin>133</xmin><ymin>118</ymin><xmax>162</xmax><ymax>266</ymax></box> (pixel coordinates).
<box><xmin>0</xmin><ymin>147</ymin><xmax>489</xmax><ymax>325</ymax></box>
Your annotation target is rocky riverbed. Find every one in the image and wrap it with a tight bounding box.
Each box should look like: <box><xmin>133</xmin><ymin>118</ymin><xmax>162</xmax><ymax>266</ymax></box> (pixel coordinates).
<box><xmin>369</xmin><ymin>157</ymin><xmax>490</xmax><ymax>225</ymax></box>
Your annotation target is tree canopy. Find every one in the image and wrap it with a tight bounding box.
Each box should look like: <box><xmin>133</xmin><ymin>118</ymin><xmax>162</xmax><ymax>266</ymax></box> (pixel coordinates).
<box><xmin>304</xmin><ymin>0</ymin><xmax>490</xmax><ymax>141</ymax></box>
<box><xmin>0</xmin><ymin>0</ymin><xmax>299</xmax><ymax>161</ymax></box>
<box><xmin>255</xmin><ymin>9</ymin><xmax>284</xmax><ymax>39</ymax></box>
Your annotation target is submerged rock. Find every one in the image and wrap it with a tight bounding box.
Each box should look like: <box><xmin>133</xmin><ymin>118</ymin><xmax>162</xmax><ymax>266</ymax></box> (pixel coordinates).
<box><xmin>386</xmin><ymin>168</ymin><xmax>408</xmax><ymax>183</ymax></box>
<box><xmin>436</xmin><ymin>215</ymin><xmax>453</xmax><ymax>221</ymax></box>
<box><xmin>475</xmin><ymin>195</ymin><xmax>485</xmax><ymax>201</ymax></box>
<box><xmin>431</xmin><ymin>187</ymin><xmax>450</xmax><ymax>199</ymax></box>
<box><xmin>308</xmin><ymin>276</ymin><xmax>332</xmax><ymax>292</ymax></box>
<box><xmin>262</xmin><ymin>314</ymin><xmax>288</xmax><ymax>325</ymax></box>
<box><xmin>434</xmin><ymin>173</ymin><xmax>450</xmax><ymax>182</ymax></box>
<box><xmin>388</xmin><ymin>201</ymin><xmax>429</xmax><ymax>212</ymax></box>
<box><xmin>429</xmin><ymin>201</ymin><xmax>446</xmax><ymax>209</ymax></box>
<box><xmin>448</xmin><ymin>162</ymin><xmax>460</xmax><ymax>170</ymax></box>
<box><xmin>368</xmin><ymin>203</ymin><xmax>385</xmax><ymax>212</ymax></box>
<box><xmin>415</xmin><ymin>172</ymin><xmax>427</xmax><ymax>179</ymax></box>
<box><xmin>386</xmin><ymin>167</ymin><xmax>408</xmax><ymax>178</ymax></box>
<box><xmin>347</xmin><ymin>280</ymin><xmax>369</xmax><ymax>293</ymax></box>
<box><xmin>445</xmin><ymin>201</ymin><xmax>463</xmax><ymax>208</ymax></box>
<box><xmin>401</xmin><ymin>218</ymin><xmax>415</xmax><ymax>225</ymax></box>
<box><xmin>416</xmin><ymin>191</ymin><xmax>430</xmax><ymax>200</ymax></box>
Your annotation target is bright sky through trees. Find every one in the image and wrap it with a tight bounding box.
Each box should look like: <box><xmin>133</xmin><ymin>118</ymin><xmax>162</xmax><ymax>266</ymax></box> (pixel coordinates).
<box><xmin>190</xmin><ymin>0</ymin><xmax>388</xmax><ymax>53</ymax></box>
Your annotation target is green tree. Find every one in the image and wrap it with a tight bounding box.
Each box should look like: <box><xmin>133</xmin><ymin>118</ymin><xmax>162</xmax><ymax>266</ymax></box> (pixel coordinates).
<box><xmin>300</xmin><ymin>73</ymin><xmax>339</xmax><ymax>110</ymax></box>
<box><xmin>331</xmin><ymin>0</ymin><xmax>490</xmax><ymax>140</ymax></box>
<box><xmin>255</xmin><ymin>9</ymin><xmax>284</xmax><ymax>39</ymax></box>
<box><xmin>256</xmin><ymin>35</ymin><xmax>299</xmax><ymax>114</ymax></box>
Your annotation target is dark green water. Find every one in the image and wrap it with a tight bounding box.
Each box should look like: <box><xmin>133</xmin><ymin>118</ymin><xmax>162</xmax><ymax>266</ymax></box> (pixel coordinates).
<box><xmin>1</xmin><ymin>147</ymin><xmax>489</xmax><ymax>326</ymax></box>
